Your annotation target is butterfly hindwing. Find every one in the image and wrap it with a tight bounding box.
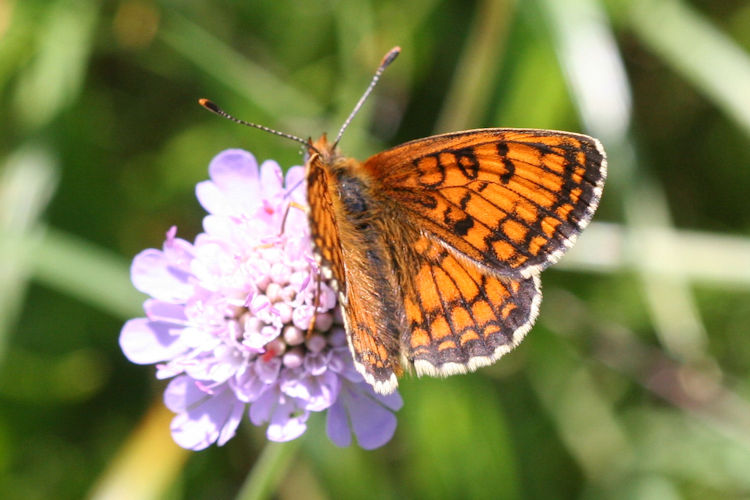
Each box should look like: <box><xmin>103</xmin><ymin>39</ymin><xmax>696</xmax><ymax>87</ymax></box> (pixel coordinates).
<box><xmin>363</xmin><ymin>129</ymin><xmax>607</xmax><ymax>278</ymax></box>
<box><xmin>393</xmin><ymin>232</ymin><xmax>541</xmax><ymax>376</ymax></box>
<box><xmin>339</xmin><ymin>257</ymin><xmax>402</xmax><ymax>394</ymax></box>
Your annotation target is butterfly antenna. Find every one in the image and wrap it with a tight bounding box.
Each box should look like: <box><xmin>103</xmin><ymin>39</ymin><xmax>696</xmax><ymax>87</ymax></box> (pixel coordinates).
<box><xmin>332</xmin><ymin>46</ymin><xmax>401</xmax><ymax>149</ymax></box>
<box><xmin>198</xmin><ymin>99</ymin><xmax>320</xmax><ymax>156</ymax></box>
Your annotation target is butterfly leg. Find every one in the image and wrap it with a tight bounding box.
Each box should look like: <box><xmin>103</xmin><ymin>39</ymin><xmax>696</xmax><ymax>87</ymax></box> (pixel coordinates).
<box><xmin>280</xmin><ymin>201</ymin><xmax>308</xmax><ymax>235</ymax></box>
<box><xmin>252</xmin><ymin>201</ymin><xmax>310</xmax><ymax>251</ymax></box>
<box><xmin>306</xmin><ymin>265</ymin><xmax>322</xmax><ymax>338</ymax></box>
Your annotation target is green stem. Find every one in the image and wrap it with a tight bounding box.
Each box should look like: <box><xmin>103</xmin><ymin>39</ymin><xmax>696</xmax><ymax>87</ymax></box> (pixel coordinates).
<box><xmin>235</xmin><ymin>440</ymin><xmax>301</xmax><ymax>500</ymax></box>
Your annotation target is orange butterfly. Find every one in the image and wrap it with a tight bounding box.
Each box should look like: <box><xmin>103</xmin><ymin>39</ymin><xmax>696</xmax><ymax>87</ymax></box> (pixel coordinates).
<box><xmin>200</xmin><ymin>47</ymin><xmax>606</xmax><ymax>395</ymax></box>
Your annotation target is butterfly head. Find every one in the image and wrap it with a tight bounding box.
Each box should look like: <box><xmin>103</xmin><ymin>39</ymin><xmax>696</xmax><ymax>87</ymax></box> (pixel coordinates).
<box><xmin>305</xmin><ymin>133</ymin><xmax>341</xmax><ymax>167</ymax></box>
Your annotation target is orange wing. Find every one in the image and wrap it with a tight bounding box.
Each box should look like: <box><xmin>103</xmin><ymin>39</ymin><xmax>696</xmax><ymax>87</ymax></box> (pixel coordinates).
<box><xmin>338</xmin><ymin>251</ymin><xmax>403</xmax><ymax>394</ymax></box>
<box><xmin>364</xmin><ymin>129</ymin><xmax>607</xmax><ymax>278</ymax></box>
<box><xmin>393</xmin><ymin>232</ymin><xmax>541</xmax><ymax>376</ymax></box>
<box><xmin>307</xmin><ymin>155</ymin><xmax>348</xmax><ymax>295</ymax></box>
<box><xmin>306</xmin><ymin>142</ymin><xmax>403</xmax><ymax>394</ymax></box>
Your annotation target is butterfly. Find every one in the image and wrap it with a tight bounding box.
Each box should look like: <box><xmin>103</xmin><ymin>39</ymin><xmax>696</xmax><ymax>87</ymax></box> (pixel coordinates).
<box><xmin>200</xmin><ymin>47</ymin><xmax>607</xmax><ymax>395</ymax></box>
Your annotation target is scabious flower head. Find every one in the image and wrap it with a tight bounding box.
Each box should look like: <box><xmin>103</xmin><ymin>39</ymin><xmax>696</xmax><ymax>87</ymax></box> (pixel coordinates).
<box><xmin>120</xmin><ymin>149</ymin><xmax>402</xmax><ymax>450</ymax></box>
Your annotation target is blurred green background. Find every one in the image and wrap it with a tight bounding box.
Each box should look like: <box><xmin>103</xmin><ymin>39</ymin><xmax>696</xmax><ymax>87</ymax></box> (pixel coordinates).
<box><xmin>2</xmin><ymin>0</ymin><xmax>750</xmax><ymax>498</ymax></box>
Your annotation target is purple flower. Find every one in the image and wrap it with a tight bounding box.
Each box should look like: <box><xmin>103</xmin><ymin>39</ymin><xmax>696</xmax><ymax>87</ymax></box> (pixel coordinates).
<box><xmin>120</xmin><ymin>150</ymin><xmax>402</xmax><ymax>450</ymax></box>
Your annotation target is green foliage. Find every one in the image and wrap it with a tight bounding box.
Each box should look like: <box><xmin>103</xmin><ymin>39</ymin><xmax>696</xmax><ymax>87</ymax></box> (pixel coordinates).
<box><xmin>1</xmin><ymin>0</ymin><xmax>749</xmax><ymax>498</ymax></box>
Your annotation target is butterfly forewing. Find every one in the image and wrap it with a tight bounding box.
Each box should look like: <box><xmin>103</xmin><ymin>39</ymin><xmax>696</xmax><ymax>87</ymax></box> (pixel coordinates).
<box><xmin>363</xmin><ymin>129</ymin><xmax>607</xmax><ymax>278</ymax></box>
<box><xmin>307</xmin><ymin>152</ymin><xmax>348</xmax><ymax>296</ymax></box>
<box><xmin>306</xmin><ymin>137</ymin><xmax>403</xmax><ymax>393</ymax></box>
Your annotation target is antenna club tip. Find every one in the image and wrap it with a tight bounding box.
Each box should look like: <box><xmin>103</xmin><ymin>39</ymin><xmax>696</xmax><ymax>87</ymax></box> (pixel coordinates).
<box><xmin>381</xmin><ymin>46</ymin><xmax>401</xmax><ymax>67</ymax></box>
<box><xmin>198</xmin><ymin>98</ymin><xmax>220</xmax><ymax>113</ymax></box>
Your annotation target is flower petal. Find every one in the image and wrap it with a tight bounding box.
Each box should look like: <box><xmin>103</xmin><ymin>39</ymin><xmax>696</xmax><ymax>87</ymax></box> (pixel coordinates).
<box><xmin>249</xmin><ymin>388</ymin><xmax>276</xmax><ymax>426</ymax></box>
<box><xmin>119</xmin><ymin>318</ymin><xmax>187</xmax><ymax>364</ymax></box>
<box><xmin>196</xmin><ymin>150</ymin><xmax>261</xmax><ymax>216</ymax></box>
<box><xmin>267</xmin><ymin>399</ymin><xmax>308</xmax><ymax>442</ymax></box>
<box><xmin>210</xmin><ymin>150</ymin><xmax>259</xmax><ymax>190</ymax></box>
<box><xmin>131</xmin><ymin>249</ymin><xmax>194</xmax><ymax>302</ymax></box>
<box><xmin>259</xmin><ymin>160</ymin><xmax>284</xmax><ymax>196</ymax></box>
<box><xmin>164</xmin><ymin>375</ymin><xmax>205</xmax><ymax>413</ymax></box>
<box><xmin>302</xmin><ymin>371</ymin><xmax>340</xmax><ymax>412</ymax></box>
<box><xmin>144</xmin><ymin>299</ymin><xmax>187</xmax><ymax>324</ymax></box>
<box><xmin>232</xmin><ymin>365</ymin><xmax>272</xmax><ymax>403</ymax></box>
<box><xmin>330</xmin><ymin>383</ymin><xmax>401</xmax><ymax>450</ymax></box>
<box><xmin>325</xmin><ymin>396</ymin><xmax>352</xmax><ymax>447</ymax></box>
<box><xmin>201</xmin><ymin>214</ymin><xmax>236</xmax><ymax>240</ymax></box>
<box><xmin>284</xmin><ymin>166</ymin><xmax>305</xmax><ymax>202</ymax></box>
<box><xmin>217</xmin><ymin>401</ymin><xmax>246</xmax><ymax>446</ymax></box>
<box><xmin>195</xmin><ymin>180</ymin><xmax>229</xmax><ymax>216</ymax></box>
<box><xmin>372</xmin><ymin>385</ymin><xmax>404</xmax><ymax>412</ymax></box>
<box><xmin>169</xmin><ymin>384</ymin><xmax>244</xmax><ymax>450</ymax></box>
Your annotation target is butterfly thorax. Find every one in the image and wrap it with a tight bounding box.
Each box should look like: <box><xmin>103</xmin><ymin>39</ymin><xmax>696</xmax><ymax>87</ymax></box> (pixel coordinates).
<box><xmin>307</xmin><ymin>134</ymin><xmax>378</xmax><ymax>222</ymax></box>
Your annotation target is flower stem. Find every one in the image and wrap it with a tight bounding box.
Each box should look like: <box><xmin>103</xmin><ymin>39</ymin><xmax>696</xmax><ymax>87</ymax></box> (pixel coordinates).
<box><xmin>235</xmin><ymin>440</ymin><xmax>301</xmax><ymax>500</ymax></box>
